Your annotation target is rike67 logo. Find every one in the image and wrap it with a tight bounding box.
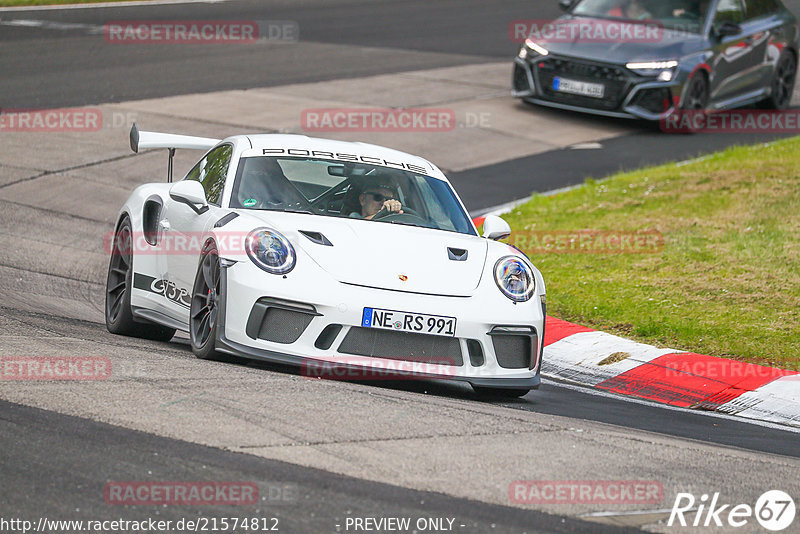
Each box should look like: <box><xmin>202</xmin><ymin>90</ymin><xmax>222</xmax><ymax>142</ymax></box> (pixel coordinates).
<box><xmin>669</xmin><ymin>490</ymin><xmax>796</xmax><ymax>531</ymax></box>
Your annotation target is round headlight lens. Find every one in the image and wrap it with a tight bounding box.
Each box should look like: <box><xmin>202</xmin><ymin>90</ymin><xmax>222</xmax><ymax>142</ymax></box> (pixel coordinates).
<box><xmin>245</xmin><ymin>228</ymin><xmax>296</xmax><ymax>274</ymax></box>
<box><xmin>494</xmin><ymin>256</ymin><xmax>535</xmax><ymax>302</ymax></box>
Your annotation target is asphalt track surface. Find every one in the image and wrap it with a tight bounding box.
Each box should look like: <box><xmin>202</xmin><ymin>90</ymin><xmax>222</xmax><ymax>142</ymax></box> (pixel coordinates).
<box><xmin>1</xmin><ymin>399</ymin><xmax>625</xmax><ymax>534</ymax></box>
<box><xmin>2</xmin><ymin>1</ymin><xmax>800</xmax><ymax>532</ymax></box>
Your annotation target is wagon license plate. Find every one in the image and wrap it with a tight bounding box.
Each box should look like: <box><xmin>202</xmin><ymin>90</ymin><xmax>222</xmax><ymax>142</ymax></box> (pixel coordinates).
<box><xmin>553</xmin><ymin>77</ymin><xmax>605</xmax><ymax>98</ymax></box>
<box><xmin>362</xmin><ymin>307</ymin><xmax>456</xmax><ymax>337</ymax></box>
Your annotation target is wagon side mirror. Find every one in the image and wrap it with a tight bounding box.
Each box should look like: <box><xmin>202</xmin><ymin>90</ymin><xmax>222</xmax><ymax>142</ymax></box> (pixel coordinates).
<box><xmin>714</xmin><ymin>21</ymin><xmax>742</xmax><ymax>38</ymax></box>
<box><xmin>170</xmin><ymin>180</ymin><xmax>209</xmax><ymax>214</ymax></box>
<box><xmin>482</xmin><ymin>215</ymin><xmax>512</xmax><ymax>241</ymax></box>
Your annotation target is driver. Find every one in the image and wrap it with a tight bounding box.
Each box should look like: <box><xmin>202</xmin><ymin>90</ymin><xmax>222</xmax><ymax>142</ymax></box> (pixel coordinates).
<box><xmin>350</xmin><ymin>179</ymin><xmax>403</xmax><ymax>220</ymax></box>
<box><xmin>608</xmin><ymin>0</ymin><xmax>653</xmax><ymax>20</ymax></box>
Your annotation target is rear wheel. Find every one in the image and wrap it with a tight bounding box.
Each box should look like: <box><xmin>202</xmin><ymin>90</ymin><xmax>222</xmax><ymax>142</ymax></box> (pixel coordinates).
<box><xmin>190</xmin><ymin>244</ymin><xmax>233</xmax><ymax>361</ymax></box>
<box><xmin>763</xmin><ymin>51</ymin><xmax>797</xmax><ymax>110</ymax></box>
<box><xmin>472</xmin><ymin>386</ymin><xmax>531</xmax><ymax>399</ymax></box>
<box><xmin>105</xmin><ymin>217</ymin><xmax>176</xmax><ymax>341</ymax></box>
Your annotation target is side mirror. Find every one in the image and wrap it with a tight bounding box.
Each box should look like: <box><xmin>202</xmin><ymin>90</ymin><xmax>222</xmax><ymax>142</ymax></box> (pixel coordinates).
<box><xmin>714</xmin><ymin>21</ymin><xmax>742</xmax><ymax>37</ymax></box>
<box><xmin>558</xmin><ymin>0</ymin><xmax>573</xmax><ymax>12</ymax></box>
<box><xmin>170</xmin><ymin>180</ymin><xmax>209</xmax><ymax>214</ymax></box>
<box><xmin>482</xmin><ymin>215</ymin><xmax>512</xmax><ymax>241</ymax></box>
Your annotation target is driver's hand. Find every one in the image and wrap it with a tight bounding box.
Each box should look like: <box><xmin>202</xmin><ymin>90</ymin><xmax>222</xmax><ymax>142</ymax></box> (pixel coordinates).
<box><xmin>383</xmin><ymin>199</ymin><xmax>403</xmax><ymax>214</ymax></box>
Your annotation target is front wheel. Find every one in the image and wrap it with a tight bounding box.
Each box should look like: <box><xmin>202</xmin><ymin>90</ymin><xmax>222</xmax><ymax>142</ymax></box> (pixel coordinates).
<box><xmin>190</xmin><ymin>244</ymin><xmax>233</xmax><ymax>361</ymax></box>
<box><xmin>669</xmin><ymin>73</ymin><xmax>710</xmax><ymax>134</ymax></box>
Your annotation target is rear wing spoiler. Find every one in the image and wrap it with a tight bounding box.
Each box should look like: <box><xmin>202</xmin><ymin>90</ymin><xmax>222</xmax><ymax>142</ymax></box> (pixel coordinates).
<box><xmin>129</xmin><ymin>123</ymin><xmax>221</xmax><ymax>182</ymax></box>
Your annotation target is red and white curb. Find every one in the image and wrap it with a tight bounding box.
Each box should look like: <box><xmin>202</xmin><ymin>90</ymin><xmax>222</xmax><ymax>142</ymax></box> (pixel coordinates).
<box><xmin>541</xmin><ymin>317</ymin><xmax>800</xmax><ymax>429</ymax></box>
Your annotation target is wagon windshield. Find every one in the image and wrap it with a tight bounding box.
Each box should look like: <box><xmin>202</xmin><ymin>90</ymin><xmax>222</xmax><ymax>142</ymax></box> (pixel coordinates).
<box><xmin>572</xmin><ymin>0</ymin><xmax>710</xmax><ymax>33</ymax></box>
<box><xmin>229</xmin><ymin>156</ymin><xmax>477</xmax><ymax>236</ymax></box>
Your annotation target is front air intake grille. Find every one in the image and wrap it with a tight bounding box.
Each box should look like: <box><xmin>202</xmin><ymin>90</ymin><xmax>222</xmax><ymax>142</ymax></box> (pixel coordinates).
<box><xmin>492</xmin><ymin>335</ymin><xmax>532</xmax><ymax>369</ymax></box>
<box><xmin>630</xmin><ymin>87</ymin><xmax>673</xmax><ymax>114</ymax></box>
<box><xmin>338</xmin><ymin>327</ymin><xmax>463</xmax><ymax>366</ymax></box>
<box><xmin>489</xmin><ymin>326</ymin><xmax>539</xmax><ymax>370</ymax></box>
<box><xmin>466</xmin><ymin>339</ymin><xmax>485</xmax><ymax>367</ymax></box>
<box><xmin>257</xmin><ymin>308</ymin><xmax>315</xmax><ymax>344</ymax></box>
<box><xmin>513</xmin><ymin>63</ymin><xmax>532</xmax><ymax>92</ymax></box>
<box><xmin>245</xmin><ymin>298</ymin><xmax>319</xmax><ymax>344</ymax></box>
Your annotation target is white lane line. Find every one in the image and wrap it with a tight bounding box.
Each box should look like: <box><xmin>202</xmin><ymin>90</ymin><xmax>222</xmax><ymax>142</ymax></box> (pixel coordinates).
<box><xmin>542</xmin><ymin>376</ymin><xmax>800</xmax><ymax>434</ymax></box>
<box><xmin>569</xmin><ymin>141</ymin><xmax>603</xmax><ymax>150</ymax></box>
<box><xmin>580</xmin><ymin>508</ymin><xmax>691</xmax><ymax>518</ymax></box>
<box><xmin>0</xmin><ymin>18</ymin><xmax>103</xmax><ymax>33</ymax></box>
<box><xmin>0</xmin><ymin>0</ymin><xmax>228</xmax><ymax>12</ymax></box>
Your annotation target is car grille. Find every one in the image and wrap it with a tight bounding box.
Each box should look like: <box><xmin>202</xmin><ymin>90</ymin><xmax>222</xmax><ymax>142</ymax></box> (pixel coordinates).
<box><xmin>338</xmin><ymin>327</ymin><xmax>464</xmax><ymax>366</ymax></box>
<box><xmin>492</xmin><ymin>335</ymin><xmax>534</xmax><ymax>369</ymax></box>
<box><xmin>536</xmin><ymin>58</ymin><xmax>630</xmax><ymax>111</ymax></box>
<box><xmin>256</xmin><ymin>308</ymin><xmax>315</xmax><ymax>344</ymax></box>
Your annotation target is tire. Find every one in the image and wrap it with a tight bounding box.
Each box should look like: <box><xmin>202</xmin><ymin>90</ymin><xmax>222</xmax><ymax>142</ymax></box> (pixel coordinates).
<box><xmin>472</xmin><ymin>386</ymin><xmax>531</xmax><ymax>399</ymax></box>
<box><xmin>189</xmin><ymin>244</ymin><xmax>232</xmax><ymax>361</ymax></box>
<box><xmin>670</xmin><ymin>72</ymin><xmax>710</xmax><ymax>134</ymax></box>
<box><xmin>763</xmin><ymin>51</ymin><xmax>797</xmax><ymax>110</ymax></box>
<box><xmin>105</xmin><ymin>217</ymin><xmax>176</xmax><ymax>342</ymax></box>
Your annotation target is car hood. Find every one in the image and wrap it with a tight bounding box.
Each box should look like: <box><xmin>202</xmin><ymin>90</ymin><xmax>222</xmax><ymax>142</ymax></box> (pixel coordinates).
<box><xmin>535</xmin><ymin>16</ymin><xmax>706</xmax><ymax>63</ymax></box>
<box><xmin>243</xmin><ymin>212</ymin><xmax>488</xmax><ymax>297</ymax></box>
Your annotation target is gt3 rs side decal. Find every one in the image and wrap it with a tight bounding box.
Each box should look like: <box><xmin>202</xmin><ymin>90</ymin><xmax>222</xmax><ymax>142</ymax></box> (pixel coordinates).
<box><xmin>133</xmin><ymin>273</ymin><xmax>191</xmax><ymax>308</ymax></box>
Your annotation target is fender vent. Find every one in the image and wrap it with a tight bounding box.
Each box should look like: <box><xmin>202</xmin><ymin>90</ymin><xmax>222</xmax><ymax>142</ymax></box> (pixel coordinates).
<box><xmin>299</xmin><ymin>230</ymin><xmax>333</xmax><ymax>246</ymax></box>
<box><xmin>142</xmin><ymin>198</ymin><xmax>162</xmax><ymax>246</ymax></box>
<box><xmin>214</xmin><ymin>212</ymin><xmax>239</xmax><ymax>228</ymax></box>
<box><xmin>447</xmin><ymin>247</ymin><xmax>468</xmax><ymax>261</ymax></box>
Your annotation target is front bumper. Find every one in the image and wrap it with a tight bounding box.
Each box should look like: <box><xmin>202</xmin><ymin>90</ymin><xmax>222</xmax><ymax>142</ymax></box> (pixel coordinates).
<box><xmin>513</xmin><ymin>56</ymin><xmax>682</xmax><ymax>121</ymax></box>
<box><xmin>215</xmin><ymin>259</ymin><xmax>544</xmax><ymax>390</ymax></box>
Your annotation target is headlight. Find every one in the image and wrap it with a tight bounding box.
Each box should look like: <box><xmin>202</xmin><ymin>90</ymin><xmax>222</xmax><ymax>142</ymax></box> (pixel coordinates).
<box><xmin>626</xmin><ymin>60</ymin><xmax>679</xmax><ymax>80</ymax></box>
<box><xmin>245</xmin><ymin>228</ymin><xmax>296</xmax><ymax>274</ymax></box>
<box><xmin>522</xmin><ymin>38</ymin><xmax>549</xmax><ymax>58</ymax></box>
<box><xmin>494</xmin><ymin>256</ymin><xmax>535</xmax><ymax>302</ymax></box>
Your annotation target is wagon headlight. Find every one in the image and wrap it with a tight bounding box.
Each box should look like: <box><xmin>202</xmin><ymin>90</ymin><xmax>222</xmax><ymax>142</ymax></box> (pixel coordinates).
<box><xmin>521</xmin><ymin>38</ymin><xmax>549</xmax><ymax>59</ymax></box>
<box><xmin>245</xmin><ymin>228</ymin><xmax>296</xmax><ymax>275</ymax></box>
<box><xmin>494</xmin><ymin>256</ymin><xmax>535</xmax><ymax>302</ymax></box>
<box><xmin>626</xmin><ymin>60</ymin><xmax>679</xmax><ymax>81</ymax></box>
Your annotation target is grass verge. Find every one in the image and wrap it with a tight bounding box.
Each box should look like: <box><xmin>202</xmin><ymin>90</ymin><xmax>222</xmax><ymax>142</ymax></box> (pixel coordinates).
<box><xmin>503</xmin><ymin>136</ymin><xmax>800</xmax><ymax>370</ymax></box>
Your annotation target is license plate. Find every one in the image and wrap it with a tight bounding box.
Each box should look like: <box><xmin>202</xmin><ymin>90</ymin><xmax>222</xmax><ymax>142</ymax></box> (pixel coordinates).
<box><xmin>553</xmin><ymin>77</ymin><xmax>605</xmax><ymax>98</ymax></box>
<box><xmin>362</xmin><ymin>307</ymin><xmax>456</xmax><ymax>337</ymax></box>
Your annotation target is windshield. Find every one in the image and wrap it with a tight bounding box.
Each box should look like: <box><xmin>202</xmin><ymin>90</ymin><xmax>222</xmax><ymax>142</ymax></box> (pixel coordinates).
<box><xmin>229</xmin><ymin>156</ymin><xmax>477</xmax><ymax>236</ymax></box>
<box><xmin>572</xmin><ymin>0</ymin><xmax>710</xmax><ymax>33</ymax></box>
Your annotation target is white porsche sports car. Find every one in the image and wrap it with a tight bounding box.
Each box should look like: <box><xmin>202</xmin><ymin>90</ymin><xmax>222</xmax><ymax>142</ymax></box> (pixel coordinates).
<box><xmin>106</xmin><ymin>125</ymin><xmax>546</xmax><ymax>397</ymax></box>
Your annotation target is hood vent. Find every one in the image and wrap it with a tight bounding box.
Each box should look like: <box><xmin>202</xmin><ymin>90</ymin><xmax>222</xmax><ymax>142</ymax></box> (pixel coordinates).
<box><xmin>447</xmin><ymin>247</ymin><xmax>468</xmax><ymax>261</ymax></box>
<box><xmin>299</xmin><ymin>230</ymin><xmax>333</xmax><ymax>246</ymax></box>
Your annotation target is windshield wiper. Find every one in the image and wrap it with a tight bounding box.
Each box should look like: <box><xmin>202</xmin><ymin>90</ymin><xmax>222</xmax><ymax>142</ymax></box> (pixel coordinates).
<box><xmin>283</xmin><ymin>208</ymin><xmax>316</xmax><ymax>215</ymax></box>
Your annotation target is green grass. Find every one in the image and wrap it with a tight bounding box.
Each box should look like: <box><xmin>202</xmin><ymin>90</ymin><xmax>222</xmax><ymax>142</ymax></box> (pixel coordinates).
<box><xmin>0</xmin><ymin>0</ymin><xmax>147</xmax><ymax>6</ymax></box>
<box><xmin>502</xmin><ymin>137</ymin><xmax>800</xmax><ymax>371</ymax></box>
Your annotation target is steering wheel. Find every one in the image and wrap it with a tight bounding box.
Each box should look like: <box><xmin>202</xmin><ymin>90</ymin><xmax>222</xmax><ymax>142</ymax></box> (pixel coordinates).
<box><xmin>372</xmin><ymin>205</ymin><xmax>421</xmax><ymax>220</ymax></box>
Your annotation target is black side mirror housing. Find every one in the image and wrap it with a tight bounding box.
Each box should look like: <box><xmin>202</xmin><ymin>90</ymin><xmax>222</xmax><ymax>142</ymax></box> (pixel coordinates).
<box><xmin>715</xmin><ymin>21</ymin><xmax>742</xmax><ymax>37</ymax></box>
<box><xmin>558</xmin><ymin>0</ymin><xmax>573</xmax><ymax>12</ymax></box>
